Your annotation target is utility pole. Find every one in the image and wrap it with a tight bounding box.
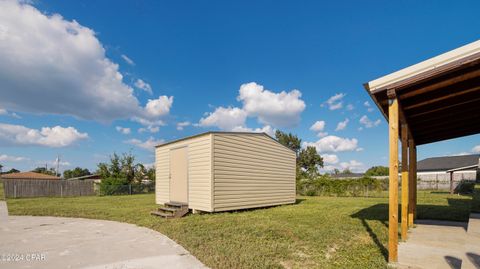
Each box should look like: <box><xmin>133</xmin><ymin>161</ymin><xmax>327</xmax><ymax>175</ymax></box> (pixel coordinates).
<box><xmin>56</xmin><ymin>155</ymin><xmax>60</xmax><ymax>178</ymax></box>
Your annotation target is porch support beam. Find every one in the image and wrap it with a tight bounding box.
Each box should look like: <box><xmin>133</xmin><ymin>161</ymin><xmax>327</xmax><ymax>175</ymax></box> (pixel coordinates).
<box><xmin>388</xmin><ymin>90</ymin><xmax>399</xmax><ymax>263</ymax></box>
<box><xmin>401</xmin><ymin>123</ymin><xmax>409</xmax><ymax>240</ymax></box>
<box><xmin>408</xmin><ymin>139</ymin><xmax>415</xmax><ymax>228</ymax></box>
<box><xmin>412</xmin><ymin>145</ymin><xmax>417</xmax><ymax>220</ymax></box>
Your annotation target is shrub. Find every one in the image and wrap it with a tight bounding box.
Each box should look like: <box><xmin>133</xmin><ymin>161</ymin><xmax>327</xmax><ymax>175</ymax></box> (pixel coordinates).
<box><xmin>455</xmin><ymin>180</ymin><xmax>475</xmax><ymax>194</ymax></box>
<box><xmin>297</xmin><ymin>175</ymin><xmax>386</xmax><ymax>197</ymax></box>
<box><xmin>99</xmin><ymin>177</ymin><xmax>129</xmax><ymax>195</ymax></box>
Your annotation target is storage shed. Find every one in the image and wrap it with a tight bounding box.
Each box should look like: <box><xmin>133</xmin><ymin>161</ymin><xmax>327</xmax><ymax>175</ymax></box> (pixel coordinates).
<box><xmin>155</xmin><ymin>132</ymin><xmax>296</xmax><ymax>213</ymax></box>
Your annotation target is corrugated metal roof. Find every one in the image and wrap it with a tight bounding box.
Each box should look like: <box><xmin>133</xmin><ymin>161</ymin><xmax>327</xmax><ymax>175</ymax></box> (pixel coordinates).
<box><xmin>417</xmin><ymin>154</ymin><xmax>480</xmax><ymax>172</ymax></box>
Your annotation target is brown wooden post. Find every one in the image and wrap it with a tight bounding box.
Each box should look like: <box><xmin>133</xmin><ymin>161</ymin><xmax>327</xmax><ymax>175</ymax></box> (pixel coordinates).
<box><xmin>408</xmin><ymin>139</ymin><xmax>415</xmax><ymax>227</ymax></box>
<box><xmin>401</xmin><ymin>124</ymin><xmax>409</xmax><ymax>240</ymax></box>
<box><xmin>449</xmin><ymin>172</ymin><xmax>454</xmax><ymax>194</ymax></box>
<box><xmin>388</xmin><ymin>91</ymin><xmax>399</xmax><ymax>263</ymax></box>
<box><xmin>412</xmin><ymin>145</ymin><xmax>417</xmax><ymax>220</ymax></box>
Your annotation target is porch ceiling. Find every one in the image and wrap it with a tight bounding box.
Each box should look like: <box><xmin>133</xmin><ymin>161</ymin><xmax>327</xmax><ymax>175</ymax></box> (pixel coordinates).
<box><xmin>364</xmin><ymin>40</ymin><xmax>480</xmax><ymax>145</ymax></box>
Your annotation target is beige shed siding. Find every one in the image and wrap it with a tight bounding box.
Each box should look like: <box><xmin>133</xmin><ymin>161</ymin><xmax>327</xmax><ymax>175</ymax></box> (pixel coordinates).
<box><xmin>155</xmin><ymin>134</ymin><xmax>213</xmax><ymax>211</ymax></box>
<box><xmin>213</xmin><ymin>133</ymin><xmax>296</xmax><ymax>211</ymax></box>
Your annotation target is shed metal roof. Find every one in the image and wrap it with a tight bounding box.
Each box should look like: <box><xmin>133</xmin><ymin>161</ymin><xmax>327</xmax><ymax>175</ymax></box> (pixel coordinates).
<box><xmin>155</xmin><ymin>131</ymin><xmax>296</xmax><ymax>153</ymax></box>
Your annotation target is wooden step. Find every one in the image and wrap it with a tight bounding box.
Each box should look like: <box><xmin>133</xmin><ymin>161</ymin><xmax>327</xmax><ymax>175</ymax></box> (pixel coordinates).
<box><xmin>159</xmin><ymin>207</ymin><xmax>177</xmax><ymax>212</ymax></box>
<box><xmin>165</xmin><ymin>201</ymin><xmax>188</xmax><ymax>208</ymax></box>
<box><xmin>150</xmin><ymin>210</ymin><xmax>174</xmax><ymax>218</ymax></box>
<box><xmin>151</xmin><ymin>203</ymin><xmax>190</xmax><ymax>218</ymax></box>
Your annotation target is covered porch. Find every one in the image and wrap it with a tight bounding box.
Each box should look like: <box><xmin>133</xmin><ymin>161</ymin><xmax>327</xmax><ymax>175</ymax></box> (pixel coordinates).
<box><xmin>364</xmin><ymin>39</ymin><xmax>480</xmax><ymax>266</ymax></box>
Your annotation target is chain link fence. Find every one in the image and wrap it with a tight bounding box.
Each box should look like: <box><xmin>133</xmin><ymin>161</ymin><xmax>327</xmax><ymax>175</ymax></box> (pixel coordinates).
<box><xmin>98</xmin><ymin>182</ymin><xmax>155</xmax><ymax>196</ymax></box>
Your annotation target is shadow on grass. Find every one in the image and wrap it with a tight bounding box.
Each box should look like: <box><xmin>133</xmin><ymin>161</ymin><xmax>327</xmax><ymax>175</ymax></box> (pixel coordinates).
<box><xmin>350</xmin><ymin>197</ymin><xmax>471</xmax><ymax>261</ymax></box>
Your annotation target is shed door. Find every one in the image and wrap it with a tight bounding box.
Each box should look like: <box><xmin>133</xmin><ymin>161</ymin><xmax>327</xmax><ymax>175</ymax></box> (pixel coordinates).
<box><xmin>170</xmin><ymin>147</ymin><xmax>188</xmax><ymax>204</ymax></box>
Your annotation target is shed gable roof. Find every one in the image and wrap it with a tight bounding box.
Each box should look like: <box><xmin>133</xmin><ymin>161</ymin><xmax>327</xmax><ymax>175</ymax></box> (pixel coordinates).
<box><xmin>155</xmin><ymin>131</ymin><xmax>296</xmax><ymax>153</ymax></box>
<box><xmin>417</xmin><ymin>154</ymin><xmax>480</xmax><ymax>172</ymax></box>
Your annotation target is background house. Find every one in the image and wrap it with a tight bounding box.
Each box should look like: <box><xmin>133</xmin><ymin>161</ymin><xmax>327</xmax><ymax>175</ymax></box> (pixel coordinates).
<box><xmin>416</xmin><ymin>154</ymin><xmax>479</xmax><ymax>190</ymax></box>
<box><xmin>1</xmin><ymin>171</ymin><xmax>60</xmax><ymax>180</ymax></box>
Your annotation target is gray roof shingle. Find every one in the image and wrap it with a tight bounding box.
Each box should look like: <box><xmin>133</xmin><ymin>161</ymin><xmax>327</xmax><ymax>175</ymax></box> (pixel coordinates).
<box><xmin>417</xmin><ymin>154</ymin><xmax>480</xmax><ymax>171</ymax></box>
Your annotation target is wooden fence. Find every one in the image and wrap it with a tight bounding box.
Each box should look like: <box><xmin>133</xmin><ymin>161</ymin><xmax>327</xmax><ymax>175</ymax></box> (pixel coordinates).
<box><xmin>2</xmin><ymin>179</ymin><xmax>95</xmax><ymax>198</ymax></box>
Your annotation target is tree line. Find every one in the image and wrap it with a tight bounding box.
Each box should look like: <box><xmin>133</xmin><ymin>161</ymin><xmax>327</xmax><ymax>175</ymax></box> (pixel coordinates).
<box><xmin>274</xmin><ymin>130</ymin><xmax>388</xmax><ymax>179</ymax></box>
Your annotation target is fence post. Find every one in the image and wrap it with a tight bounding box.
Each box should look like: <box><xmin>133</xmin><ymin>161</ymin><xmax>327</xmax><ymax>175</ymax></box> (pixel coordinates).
<box><xmin>14</xmin><ymin>182</ymin><xmax>17</xmax><ymax>199</ymax></box>
<box><xmin>60</xmin><ymin>183</ymin><xmax>63</xmax><ymax>197</ymax></box>
<box><xmin>129</xmin><ymin>184</ymin><xmax>132</xmax><ymax>195</ymax></box>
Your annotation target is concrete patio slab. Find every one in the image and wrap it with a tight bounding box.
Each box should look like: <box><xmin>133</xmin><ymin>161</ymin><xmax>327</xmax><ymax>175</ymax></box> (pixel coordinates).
<box><xmin>397</xmin><ymin>218</ymin><xmax>480</xmax><ymax>269</ymax></box>
<box><xmin>0</xmin><ymin>215</ymin><xmax>207</xmax><ymax>269</ymax></box>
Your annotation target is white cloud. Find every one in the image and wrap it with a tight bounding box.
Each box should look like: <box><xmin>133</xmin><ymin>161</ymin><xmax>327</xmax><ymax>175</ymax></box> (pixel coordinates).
<box><xmin>335</xmin><ymin>118</ymin><xmax>349</xmax><ymax>131</ymax></box>
<box><xmin>132</xmin><ymin>117</ymin><xmax>165</xmax><ymax>127</ymax></box>
<box><xmin>231</xmin><ymin>125</ymin><xmax>275</xmax><ymax>137</ymax></box>
<box><xmin>144</xmin><ymin>96</ymin><xmax>173</xmax><ymax>118</ymax></box>
<box><xmin>359</xmin><ymin>115</ymin><xmax>381</xmax><ymax>128</ymax></box>
<box><xmin>346</xmin><ymin>104</ymin><xmax>354</xmax><ymax>111</ymax></box>
<box><xmin>364</xmin><ymin>101</ymin><xmax>374</xmax><ymax>112</ymax></box>
<box><xmin>340</xmin><ymin>160</ymin><xmax>364</xmax><ymax>172</ymax></box>
<box><xmin>138</xmin><ymin>126</ymin><xmax>160</xmax><ymax>133</ymax></box>
<box><xmin>121</xmin><ymin>54</ymin><xmax>135</xmax><ymax>66</ymax></box>
<box><xmin>322</xmin><ymin>154</ymin><xmax>339</xmax><ymax>165</ymax></box>
<box><xmin>472</xmin><ymin>145</ymin><xmax>480</xmax><ymax>153</ymax></box>
<box><xmin>115</xmin><ymin>126</ymin><xmax>131</xmax><ymax>135</ymax></box>
<box><xmin>0</xmin><ymin>1</ymin><xmax>172</xmax><ymax>124</ymax></box>
<box><xmin>0</xmin><ymin>154</ymin><xmax>28</xmax><ymax>162</ymax></box>
<box><xmin>198</xmin><ymin>106</ymin><xmax>247</xmax><ymax>131</ymax></box>
<box><xmin>325</xmin><ymin>93</ymin><xmax>345</xmax><ymax>110</ymax></box>
<box><xmin>134</xmin><ymin>79</ymin><xmax>153</xmax><ymax>95</ymax></box>
<box><xmin>125</xmin><ymin>137</ymin><xmax>164</xmax><ymax>151</ymax></box>
<box><xmin>317</xmin><ymin>132</ymin><xmax>329</xmax><ymax>138</ymax></box>
<box><xmin>303</xmin><ymin>135</ymin><xmax>358</xmax><ymax>153</ymax></box>
<box><xmin>237</xmin><ymin>82</ymin><xmax>305</xmax><ymax>127</ymax></box>
<box><xmin>0</xmin><ymin>123</ymin><xmax>88</xmax><ymax>147</ymax></box>
<box><xmin>310</xmin><ymin>121</ymin><xmax>326</xmax><ymax>132</ymax></box>
<box><xmin>0</xmin><ymin>107</ymin><xmax>21</xmax><ymax>118</ymax></box>
<box><xmin>176</xmin><ymin>121</ymin><xmax>191</xmax><ymax>131</ymax></box>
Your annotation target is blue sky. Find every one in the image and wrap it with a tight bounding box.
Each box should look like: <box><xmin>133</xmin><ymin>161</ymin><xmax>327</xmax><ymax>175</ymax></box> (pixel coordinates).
<box><xmin>0</xmin><ymin>0</ymin><xmax>479</xmax><ymax>173</ymax></box>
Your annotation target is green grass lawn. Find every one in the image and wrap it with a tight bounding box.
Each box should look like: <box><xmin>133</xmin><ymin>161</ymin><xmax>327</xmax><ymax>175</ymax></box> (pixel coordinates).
<box><xmin>6</xmin><ymin>191</ymin><xmax>472</xmax><ymax>269</ymax></box>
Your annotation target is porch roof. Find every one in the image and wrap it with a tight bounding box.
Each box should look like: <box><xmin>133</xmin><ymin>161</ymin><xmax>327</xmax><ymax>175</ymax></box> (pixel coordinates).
<box><xmin>364</xmin><ymin>39</ymin><xmax>480</xmax><ymax>145</ymax></box>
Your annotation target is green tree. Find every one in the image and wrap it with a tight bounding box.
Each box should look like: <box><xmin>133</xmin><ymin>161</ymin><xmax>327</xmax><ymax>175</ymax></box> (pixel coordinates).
<box><xmin>96</xmin><ymin>152</ymin><xmax>150</xmax><ymax>183</ymax></box>
<box><xmin>0</xmin><ymin>164</ymin><xmax>3</xmax><ymax>174</ymax></box>
<box><xmin>341</xmin><ymin>168</ymin><xmax>353</xmax><ymax>175</ymax></box>
<box><xmin>32</xmin><ymin>167</ymin><xmax>58</xmax><ymax>176</ymax></box>
<box><xmin>146</xmin><ymin>167</ymin><xmax>155</xmax><ymax>182</ymax></box>
<box><xmin>63</xmin><ymin>167</ymin><xmax>91</xmax><ymax>179</ymax></box>
<box><xmin>364</xmin><ymin>166</ymin><xmax>389</xmax><ymax>176</ymax></box>
<box><xmin>298</xmin><ymin>146</ymin><xmax>324</xmax><ymax>178</ymax></box>
<box><xmin>275</xmin><ymin>130</ymin><xmax>302</xmax><ymax>155</ymax></box>
<box><xmin>3</xmin><ymin>168</ymin><xmax>19</xmax><ymax>174</ymax></box>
